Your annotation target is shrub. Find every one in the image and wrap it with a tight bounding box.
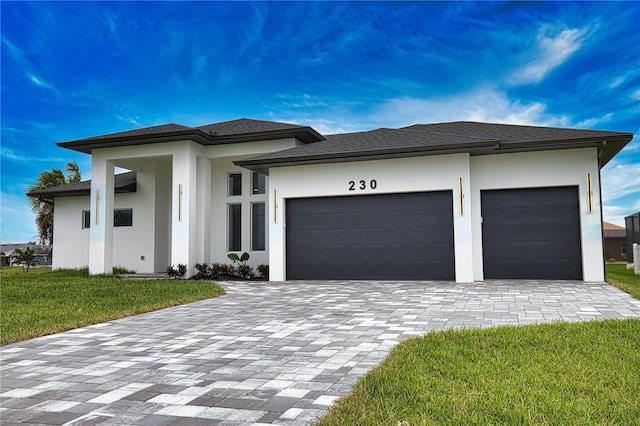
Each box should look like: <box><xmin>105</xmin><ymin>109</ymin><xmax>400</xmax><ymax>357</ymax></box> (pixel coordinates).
<box><xmin>608</xmin><ymin>257</ymin><xmax>617</xmax><ymax>263</ymax></box>
<box><xmin>236</xmin><ymin>263</ymin><xmax>255</xmax><ymax>280</ymax></box>
<box><xmin>193</xmin><ymin>262</ymin><xmax>211</xmax><ymax>279</ymax></box>
<box><xmin>257</xmin><ymin>264</ymin><xmax>269</xmax><ymax>279</ymax></box>
<box><xmin>166</xmin><ymin>264</ymin><xmax>187</xmax><ymax>279</ymax></box>
<box><xmin>210</xmin><ymin>262</ymin><xmax>235</xmax><ymax>279</ymax></box>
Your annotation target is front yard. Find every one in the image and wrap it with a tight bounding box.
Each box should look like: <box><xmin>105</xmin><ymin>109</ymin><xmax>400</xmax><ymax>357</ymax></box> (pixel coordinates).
<box><xmin>0</xmin><ymin>267</ymin><xmax>225</xmax><ymax>345</ymax></box>
<box><xmin>315</xmin><ymin>265</ymin><xmax>640</xmax><ymax>425</ymax></box>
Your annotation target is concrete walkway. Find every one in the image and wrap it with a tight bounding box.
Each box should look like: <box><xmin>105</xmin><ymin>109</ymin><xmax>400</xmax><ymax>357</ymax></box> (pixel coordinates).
<box><xmin>2</xmin><ymin>280</ymin><xmax>640</xmax><ymax>425</ymax></box>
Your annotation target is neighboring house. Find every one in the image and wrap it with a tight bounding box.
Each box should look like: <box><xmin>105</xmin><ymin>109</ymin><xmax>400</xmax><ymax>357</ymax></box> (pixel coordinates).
<box><xmin>27</xmin><ymin>118</ymin><xmax>632</xmax><ymax>282</ymax></box>
<box><xmin>602</xmin><ymin>222</ymin><xmax>627</xmax><ymax>262</ymax></box>
<box><xmin>0</xmin><ymin>243</ymin><xmax>51</xmax><ymax>267</ymax></box>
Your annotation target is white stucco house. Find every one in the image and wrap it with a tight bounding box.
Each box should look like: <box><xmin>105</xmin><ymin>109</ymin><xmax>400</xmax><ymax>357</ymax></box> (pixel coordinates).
<box><xmin>28</xmin><ymin>118</ymin><xmax>632</xmax><ymax>282</ymax></box>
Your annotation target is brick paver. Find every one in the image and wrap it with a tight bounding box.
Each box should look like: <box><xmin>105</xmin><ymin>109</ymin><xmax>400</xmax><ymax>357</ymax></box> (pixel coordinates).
<box><xmin>2</xmin><ymin>280</ymin><xmax>640</xmax><ymax>425</ymax></box>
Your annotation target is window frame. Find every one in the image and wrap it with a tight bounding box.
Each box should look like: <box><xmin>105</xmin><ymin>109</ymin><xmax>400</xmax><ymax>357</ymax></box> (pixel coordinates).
<box><xmin>114</xmin><ymin>209</ymin><xmax>133</xmax><ymax>227</ymax></box>
<box><xmin>252</xmin><ymin>171</ymin><xmax>266</xmax><ymax>195</ymax></box>
<box><xmin>228</xmin><ymin>203</ymin><xmax>242</xmax><ymax>251</ymax></box>
<box><xmin>251</xmin><ymin>202</ymin><xmax>266</xmax><ymax>251</ymax></box>
<box><xmin>228</xmin><ymin>173</ymin><xmax>243</xmax><ymax>196</ymax></box>
<box><xmin>82</xmin><ymin>210</ymin><xmax>91</xmax><ymax>229</ymax></box>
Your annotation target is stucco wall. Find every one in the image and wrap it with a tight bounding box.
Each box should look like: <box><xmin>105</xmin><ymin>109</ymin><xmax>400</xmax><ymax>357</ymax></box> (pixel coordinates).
<box><xmin>210</xmin><ymin>156</ymin><xmax>269</xmax><ymax>267</ymax></box>
<box><xmin>52</xmin><ymin>167</ymin><xmax>159</xmax><ymax>273</ymax></box>
<box><xmin>470</xmin><ymin>148</ymin><xmax>602</xmax><ymax>281</ymax></box>
<box><xmin>52</xmin><ymin>196</ymin><xmax>91</xmax><ymax>269</ymax></box>
<box><xmin>267</xmin><ymin>153</ymin><xmax>474</xmax><ymax>282</ymax></box>
<box><xmin>267</xmin><ymin>148</ymin><xmax>604</xmax><ymax>282</ymax></box>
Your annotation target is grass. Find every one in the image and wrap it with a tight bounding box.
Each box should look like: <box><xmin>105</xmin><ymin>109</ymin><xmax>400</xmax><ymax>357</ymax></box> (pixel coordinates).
<box><xmin>316</xmin><ymin>320</ymin><xmax>640</xmax><ymax>426</ymax></box>
<box><xmin>316</xmin><ymin>266</ymin><xmax>640</xmax><ymax>425</ymax></box>
<box><xmin>0</xmin><ymin>267</ymin><xmax>225</xmax><ymax>345</ymax></box>
<box><xmin>606</xmin><ymin>263</ymin><xmax>640</xmax><ymax>299</ymax></box>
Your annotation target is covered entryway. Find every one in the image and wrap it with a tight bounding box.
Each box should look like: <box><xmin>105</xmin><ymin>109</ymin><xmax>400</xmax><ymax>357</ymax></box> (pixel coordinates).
<box><xmin>481</xmin><ymin>186</ymin><xmax>583</xmax><ymax>280</ymax></box>
<box><xmin>285</xmin><ymin>191</ymin><xmax>455</xmax><ymax>280</ymax></box>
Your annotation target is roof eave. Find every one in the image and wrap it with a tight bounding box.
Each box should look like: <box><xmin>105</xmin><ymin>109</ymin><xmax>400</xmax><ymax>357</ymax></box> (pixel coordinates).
<box><xmin>236</xmin><ymin>133</ymin><xmax>634</xmax><ymax>173</ymax></box>
<box><xmin>205</xmin><ymin>127</ymin><xmax>325</xmax><ymax>145</ymax></box>
<box><xmin>57</xmin><ymin>129</ymin><xmax>215</xmax><ymax>154</ymax></box>
<box><xmin>57</xmin><ymin>126</ymin><xmax>325</xmax><ymax>154</ymax></box>
<box><xmin>235</xmin><ymin>141</ymin><xmax>499</xmax><ymax>174</ymax></box>
<box><xmin>493</xmin><ymin>134</ymin><xmax>633</xmax><ymax>167</ymax></box>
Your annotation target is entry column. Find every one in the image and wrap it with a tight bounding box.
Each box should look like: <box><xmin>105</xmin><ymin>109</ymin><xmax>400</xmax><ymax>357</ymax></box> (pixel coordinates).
<box><xmin>171</xmin><ymin>144</ymin><xmax>198</xmax><ymax>276</ymax></box>
<box><xmin>89</xmin><ymin>158</ymin><xmax>114</xmax><ymax>274</ymax></box>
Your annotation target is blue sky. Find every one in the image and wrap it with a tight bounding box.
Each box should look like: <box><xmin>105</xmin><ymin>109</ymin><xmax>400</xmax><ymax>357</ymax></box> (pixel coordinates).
<box><xmin>2</xmin><ymin>1</ymin><xmax>639</xmax><ymax>243</ymax></box>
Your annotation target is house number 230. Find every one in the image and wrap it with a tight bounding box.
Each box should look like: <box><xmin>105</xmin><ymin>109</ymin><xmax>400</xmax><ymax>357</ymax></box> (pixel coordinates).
<box><xmin>348</xmin><ymin>179</ymin><xmax>377</xmax><ymax>191</ymax></box>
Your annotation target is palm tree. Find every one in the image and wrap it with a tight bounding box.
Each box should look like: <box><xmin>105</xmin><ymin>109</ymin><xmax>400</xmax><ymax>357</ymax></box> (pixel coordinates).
<box><xmin>14</xmin><ymin>247</ymin><xmax>36</xmax><ymax>272</ymax></box>
<box><xmin>27</xmin><ymin>162</ymin><xmax>81</xmax><ymax>252</ymax></box>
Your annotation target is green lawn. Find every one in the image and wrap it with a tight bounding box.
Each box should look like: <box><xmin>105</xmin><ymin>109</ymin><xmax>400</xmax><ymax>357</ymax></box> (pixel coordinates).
<box><xmin>606</xmin><ymin>263</ymin><xmax>640</xmax><ymax>299</ymax></box>
<box><xmin>316</xmin><ymin>265</ymin><xmax>640</xmax><ymax>425</ymax></box>
<box><xmin>0</xmin><ymin>267</ymin><xmax>225</xmax><ymax>345</ymax></box>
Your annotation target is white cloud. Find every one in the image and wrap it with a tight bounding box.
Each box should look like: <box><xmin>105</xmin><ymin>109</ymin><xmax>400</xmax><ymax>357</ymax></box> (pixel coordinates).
<box><xmin>271</xmin><ymin>88</ymin><xmax>576</xmax><ymax>134</ymax></box>
<box><xmin>603</xmin><ymin>200</ymin><xmax>640</xmax><ymax>228</ymax></box>
<box><xmin>509</xmin><ymin>25</ymin><xmax>587</xmax><ymax>85</ymax></box>
<box><xmin>369</xmin><ymin>88</ymin><xmax>570</xmax><ymax>128</ymax></box>
<box><xmin>600</xmin><ymin>160</ymin><xmax>640</xmax><ymax>204</ymax></box>
<box><xmin>0</xmin><ymin>192</ymin><xmax>38</xmax><ymax>243</ymax></box>
<box><xmin>28</xmin><ymin>73</ymin><xmax>58</xmax><ymax>93</ymax></box>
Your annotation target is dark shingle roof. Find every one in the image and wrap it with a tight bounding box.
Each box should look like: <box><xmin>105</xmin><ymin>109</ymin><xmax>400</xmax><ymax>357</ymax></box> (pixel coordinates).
<box><xmin>239</xmin><ymin>127</ymin><xmax>498</xmax><ymax>163</ymax></box>
<box><xmin>27</xmin><ymin>171</ymin><xmax>137</xmax><ymax>199</ymax></box>
<box><xmin>196</xmin><ymin>119</ymin><xmax>306</xmax><ymax>136</ymax></box>
<box><xmin>68</xmin><ymin>123</ymin><xmax>192</xmax><ymax>141</ymax></box>
<box><xmin>236</xmin><ymin>121</ymin><xmax>633</xmax><ymax>173</ymax></box>
<box><xmin>401</xmin><ymin>121</ymin><xmax>627</xmax><ymax>144</ymax></box>
<box><xmin>58</xmin><ymin>118</ymin><xmax>324</xmax><ymax>153</ymax></box>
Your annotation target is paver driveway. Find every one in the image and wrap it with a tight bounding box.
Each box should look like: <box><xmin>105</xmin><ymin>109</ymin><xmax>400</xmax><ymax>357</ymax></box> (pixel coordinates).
<box><xmin>2</xmin><ymin>280</ymin><xmax>640</xmax><ymax>425</ymax></box>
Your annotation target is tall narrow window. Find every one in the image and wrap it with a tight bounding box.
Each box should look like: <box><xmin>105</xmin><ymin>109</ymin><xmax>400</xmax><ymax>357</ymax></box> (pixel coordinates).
<box><xmin>82</xmin><ymin>211</ymin><xmax>91</xmax><ymax>229</ymax></box>
<box><xmin>228</xmin><ymin>204</ymin><xmax>242</xmax><ymax>251</ymax></box>
<box><xmin>228</xmin><ymin>173</ymin><xmax>242</xmax><ymax>196</ymax></box>
<box><xmin>252</xmin><ymin>172</ymin><xmax>266</xmax><ymax>194</ymax></box>
<box><xmin>114</xmin><ymin>209</ymin><xmax>133</xmax><ymax>227</ymax></box>
<box><xmin>252</xmin><ymin>203</ymin><xmax>265</xmax><ymax>251</ymax></box>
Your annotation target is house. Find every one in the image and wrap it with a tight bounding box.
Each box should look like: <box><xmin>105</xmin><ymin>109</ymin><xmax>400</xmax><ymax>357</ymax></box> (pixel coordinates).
<box><xmin>27</xmin><ymin>118</ymin><xmax>633</xmax><ymax>282</ymax></box>
<box><xmin>0</xmin><ymin>243</ymin><xmax>51</xmax><ymax>267</ymax></box>
<box><xmin>602</xmin><ymin>222</ymin><xmax>627</xmax><ymax>262</ymax></box>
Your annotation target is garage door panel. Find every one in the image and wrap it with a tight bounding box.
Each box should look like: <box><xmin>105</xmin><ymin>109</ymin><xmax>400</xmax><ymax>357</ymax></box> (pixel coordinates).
<box><xmin>483</xmin><ymin>241</ymin><xmax>582</xmax><ymax>259</ymax></box>
<box><xmin>482</xmin><ymin>188</ymin><xmax>579</xmax><ymax>209</ymax></box>
<box><xmin>286</xmin><ymin>191</ymin><xmax>455</xmax><ymax>280</ymax></box>
<box><xmin>483</xmin><ymin>259</ymin><xmax>583</xmax><ymax>280</ymax></box>
<box><xmin>483</xmin><ymin>206</ymin><xmax>579</xmax><ymax>225</ymax></box>
<box><xmin>482</xmin><ymin>186</ymin><xmax>582</xmax><ymax>280</ymax></box>
<box><xmin>482</xmin><ymin>223</ymin><xmax>580</xmax><ymax>243</ymax></box>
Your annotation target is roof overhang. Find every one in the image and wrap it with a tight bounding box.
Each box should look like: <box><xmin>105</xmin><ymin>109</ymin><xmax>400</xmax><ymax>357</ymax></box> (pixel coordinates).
<box><xmin>57</xmin><ymin>127</ymin><xmax>325</xmax><ymax>154</ymax></box>
<box><xmin>235</xmin><ymin>133</ymin><xmax>633</xmax><ymax>175</ymax></box>
<box><xmin>235</xmin><ymin>139</ymin><xmax>500</xmax><ymax>175</ymax></box>
<box><xmin>26</xmin><ymin>172</ymin><xmax>137</xmax><ymax>201</ymax></box>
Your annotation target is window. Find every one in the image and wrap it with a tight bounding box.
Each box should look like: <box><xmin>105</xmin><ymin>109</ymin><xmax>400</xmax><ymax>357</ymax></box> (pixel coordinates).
<box><xmin>82</xmin><ymin>209</ymin><xmax>132</xmax><ymax>227</ymax></box>
<box><xmin>252</xmin><ymin>172</ymin><xmax>266</xmax><ymax>195</ymax></box>
<box><xmin>228</xmin><ymin>173</ymin><xmax>242</xmax><ymax>196</ymax></box>
<box><xmin>82</xmin><ymin>211</ymin><xmax>90</xmax><ymax>229</ymax></box>
<box><xmin>252</xmin><ymin>203</ymin><xmax>265</xmax><ymax>251</ymax></box>
<box><xmin>114</xmin><ymin>209</ymin><xmax>133</xmax><ymax>227</ymax></box>
<box><xmin>622</xmin><ymin>241</ymin><xmax>627</xmax><ymax>254</ymax></box>
<box><xmin>228</xmin><ymin>204</ymin><xmax>242</xmax><ymax>251</ymax></box>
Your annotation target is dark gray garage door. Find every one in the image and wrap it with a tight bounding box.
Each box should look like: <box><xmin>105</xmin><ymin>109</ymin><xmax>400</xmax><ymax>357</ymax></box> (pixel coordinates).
<box><xmin>286</xmin><ymin>191</ymin><xmax>455</xmax><ymax>280</ymax></box>
<box><xmin>481</xmin><ymin>186</ymin><xmax>582</xmax><ymax>280</ymax></box>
